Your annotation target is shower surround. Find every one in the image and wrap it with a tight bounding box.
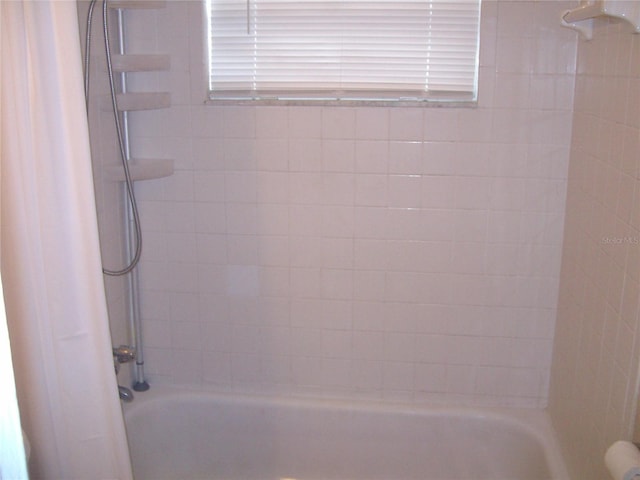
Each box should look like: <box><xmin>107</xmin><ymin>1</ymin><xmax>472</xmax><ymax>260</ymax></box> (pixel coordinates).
<box><xmin>115</xmin><ymin>0</ymin><xmax>578</xmax><ymax>408</ymax></box>
<box><xmin>82</xmin><ymin>1</ymin><xmax>576</xmax><ymax>407</ymax></box>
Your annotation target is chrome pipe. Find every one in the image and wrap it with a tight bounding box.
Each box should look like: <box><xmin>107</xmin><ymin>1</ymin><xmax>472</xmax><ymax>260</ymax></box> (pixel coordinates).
<box><xmin>113</xmin><ymin>2</ymin><xmax>148</xmax><ymax>391</ymax></box>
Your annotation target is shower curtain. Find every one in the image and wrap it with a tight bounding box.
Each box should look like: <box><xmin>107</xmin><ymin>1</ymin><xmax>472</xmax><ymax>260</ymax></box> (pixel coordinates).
<box><xmin>0</xmin><ymin>1</ymin><xmax>133</xmax><ymax>478</ymax></box>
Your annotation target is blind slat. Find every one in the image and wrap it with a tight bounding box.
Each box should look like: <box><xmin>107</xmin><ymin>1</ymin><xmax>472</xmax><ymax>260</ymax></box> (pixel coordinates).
<box><xmin>206</xmin><ymin>0</ymin><xmax>480</xmax><ymax>102</ymax></box>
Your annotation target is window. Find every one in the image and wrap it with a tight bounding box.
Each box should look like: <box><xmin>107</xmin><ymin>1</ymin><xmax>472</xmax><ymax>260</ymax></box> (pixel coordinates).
<box><xmin>205</xmin><ymin>0</ymin><xmax>481</xmax><ymax>103</ymax></box>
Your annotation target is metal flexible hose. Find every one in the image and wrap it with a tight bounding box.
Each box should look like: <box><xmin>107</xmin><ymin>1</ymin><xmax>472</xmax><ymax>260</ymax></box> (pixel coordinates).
<box><xmin>84</xmin><ymin>0</ymin><xmax>143</xmax><ymax>276</ymax></box>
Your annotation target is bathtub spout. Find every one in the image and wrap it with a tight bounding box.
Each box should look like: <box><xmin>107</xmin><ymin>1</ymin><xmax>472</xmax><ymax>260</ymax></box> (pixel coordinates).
<box><xmin>119</xmin><ymin>385</ymin><xmax>134</xmax><ymax>402</ymax></box>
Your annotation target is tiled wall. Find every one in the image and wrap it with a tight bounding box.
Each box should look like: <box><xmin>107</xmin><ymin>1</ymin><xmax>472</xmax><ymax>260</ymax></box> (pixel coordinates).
<box><xmin>548</xmin><ymin>15</ymin><xmax>640</xmax><ymax>480</ymax></box>
<box><xmin>121</xmin><ymin>0</ymin><xmax>577</xmax><ymax>407</ymax></box>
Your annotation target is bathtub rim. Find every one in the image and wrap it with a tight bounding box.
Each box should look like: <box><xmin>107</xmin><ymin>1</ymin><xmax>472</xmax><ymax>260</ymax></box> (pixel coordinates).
<box><xmin>123</xmin><ymin>385</ymin><xmax>571</xmax><ymax>480</ymax></box>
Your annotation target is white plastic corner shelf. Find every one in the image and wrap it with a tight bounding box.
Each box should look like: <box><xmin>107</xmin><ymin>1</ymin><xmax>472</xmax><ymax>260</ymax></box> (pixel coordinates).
<box><xmin>561</xmin><ymin>0</ymin><xmax>640</xmax><ymax>40</ymax></box>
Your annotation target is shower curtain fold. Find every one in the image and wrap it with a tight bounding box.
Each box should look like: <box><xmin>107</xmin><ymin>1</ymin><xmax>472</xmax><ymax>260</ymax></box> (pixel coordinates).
<box><xmin>0</xmin><ymin>1</ymin><xmax>133</xmax><ymax>478</ymax></box>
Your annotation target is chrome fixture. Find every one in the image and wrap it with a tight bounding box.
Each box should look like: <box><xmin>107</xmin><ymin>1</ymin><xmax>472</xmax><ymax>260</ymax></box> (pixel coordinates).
<box><xmin>113</xmin><ymin>346</ymin><xmax>136</xmax><ymax>402</ymax></box>
<box><xmin>118</xmin><ymin>385</ymin><xmax>134</xmax><ymax>402</ymax></box>
<box><xmin>113</xmin><ymin>344</ymin><xmax>136</xmax><ymax>364</ymax></box>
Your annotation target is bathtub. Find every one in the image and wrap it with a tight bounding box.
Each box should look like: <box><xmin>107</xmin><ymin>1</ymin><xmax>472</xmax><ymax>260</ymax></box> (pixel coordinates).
<box><xmin>123</xmin><ymin>387</ymin><xmax>570</xmax><ymax>480</ymax></box>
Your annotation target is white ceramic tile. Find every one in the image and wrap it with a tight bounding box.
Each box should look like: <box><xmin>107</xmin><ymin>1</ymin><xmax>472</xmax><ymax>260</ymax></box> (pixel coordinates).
<box><xmin>230</xmin><ymin>353</ymin><xmax>263</xmax><ymax>384</ymax></box>
<box><xmin>496</xmin><ymin>35</ymin><xmax>533</xmax><ymax>74</ymax></box>
<box><xmin>355</xmin><ymin>174</ymin><xmax>388</xmax><ymax>207</ymax></box>
<box><xmin>322</xmin><ymin>173</ymin><xmax>354</xmax><ymax>206</ymax></box>
<box><xmin>225</xmin><ymin>172</ymin><xmax>258</xmax><ymax>203</ymax></box>
<box><xmin>322</xmin><ymin>140</ymin><xmax>355</xmax><ymax>173</ymax></box>
<box><xmin>290</xmin><ymin>299</ymin><xmax>323</xmax><ymax>326</ymax></box>
<box><xmin>289</xmin><ymin>172</ymin><xmax>323</xmax><ymax>204</ymax></box>
<box><xmin>321</xmin><ymin>206</ymin><xmax>355</xmax><ymax>238</ymax></box>
<box><xmin>322</xmin><ymin>108</ymin><xmax>356</xmax><ymax>139</ymax></box>
<box><xmin>494</xmin><ymin>73</ymin><xmax>531</xmax><ymax>110</ymax></box>
<box><xmin>290</xmin><ymin>327</ymin><xmax>323</xmax><ymax>356</ymax></box>
<box><xmin>451</xmin><ymin>242</ymin><xmax>485</xmax><ymax>275</ymax></box>
<box><xmin>457</xmin><ymin>109</ymin><xmax>494</xmax><ymax>143</ymax></box>
<box><xmin>291</xmin><ymin>356</ymin><xmax>324</xmax><ymax>386</ymax></box>
<box><xmin>421</xmin><ymin>142</ymin><xmax>457</xmax><ymax>175</ymax></box>
<box><xmin>322</xmin><ymin>358</ymin><xmax>351</xmax><ymax>387</ymax></box>
<box><xmin>289</xmin><ymin>205</ymin><xmax>323</xmax><ymax>237</ymax></box>
<box><xmin>161</xmin><ymin>171</ymin><xmax>193</xmax><ymax>202</ymax></box>
<box><xmin>322</xmin><ymin>330</ymin><xmax>352</xmax><ymax>358</ymax></box>
<box><xmin>290</xmin><ymin>268</ymin><xmax>322</xmax><ymax>299</ymax></box>
<box><xmin>224</xmin><ymin>139</ymin><xmax>257</xmax><ymax>171</ymax></box>
<box><xmin>320</xmin><ymin>300</ymin><xmax>352</xmax><ymax>330</ymax></box>
<box><xmin>355</xmin><ymin>140</ymin><xmax>389</xmax><ymax>173</ymax></box>
<box><xmin>192</xmin><ymin>138</ymin><xmax>226</xmax><ymax>170</ymax></box>
<box><xmin>288</xmin><ymin>107</ymin><xmax>323</xmax><ymax>139</ymax></box>
<box><xmin>256</xmin><ymin>172</ymin><xmax>289</xmax><ymax>203</ymax></box>
<box><xmin>166</xmin><ymin>263</ymin><xmax>199</xmax><ymax>293</ymax></box>
<box><xmin>453</xmin><ymin>211</ymin><xmax>487</xmax><ymax>243</ymax></box>
<box><xmin>455</xmin><ymin>177</ymin><xmax>492</xmax><ymax>210</ymax></box>
<box><xmin>261</xmin><ymin>354</ymin><xmax>292</xmax><ymax>383</ymax></box>
<box><xmin>423</xmin><ymin>109</ymin><xmax>459</xmax><ymax>141</ymax></box>
<box><xmin>321</xmin><ymin>237</ymin><xmax>354</xmax><ymax>269</ymax></box>
<box><xmin>289</xmin><ymin>139</ymin><xmax>323</xmax><ymax>172</ymax></box>
<box><xmin>421</xmin><ymin>176</ymin><xmax>455</xmax><ymax>209</ymax></box>
<box><xmin>196</xmin><ymin>264</ymin><xmax>226</xmax><ymax>294</ymax></box>
<box><xmin>382</xmin><ymin>332</ymin><xmax>414</xmax><ymax>363</ymax></box>
<box><xmin>144</xmin><ymin>321</ymin><xmax>172</xmax><ymax>348</ymax></box>
<box><xmin>194</xmin><ymin>203</ymin><xmax>226</xmax><ymax>234</ymax></box>
<box><xmin>256</xmin><ymin>107</ymin><xmax>289</xmax><ymax>138</ymax></box>
<box><xmin>223</xmin><ymin>107</ymin><xmax>256</xmax><ymax>138</ymax></box>
<box><xmin>171</xmin><ymin>321</ymin><xmax>202</xmax><ymax>350</ymax></box>
<box><xmin>354</xmin><ymin>207</ymin><xmax>389</xmax><ymax>240</ymax></box>
<box><xmin>289</xmin><ymin>236</ymin><xmax>323</xmax><ymax>268</ymax></box>
<box><xmin>445</xmin><ymin>365</ymin><xmax>477</xmax><ymax>395</ymax></box>
<box><xmin>350</xmin><ymin>359</ymin><xmax>383</xmax><ymax>390</ymax></box>
<box><xmin>450</xmin><ymin>274</ymin><xmax>490</xmax><ymax>306</ymax></box>
<box><xmin>385</xmin><ymin>272</ymin><xmax>451</xmax><ymax>304</ymax></box>
<box><xmin>414</xmin><ymin>363</ymin><xmax>447</xmax><ymax>393</ymax></box>
<box><xmin>225</xmin><ymin>203</ymin><xmax>259</xmax><ymax>235</ymax></box>
<box><xmin>171</xmin><ymin>349</ymin><xmax>203</xmax><ymax>385</ymax></box>
<box><xmin>140</xmin><ymin>290</ymin><xmax>171</xmax><ymax>321</ymax></box>
<box><xmin>163</xmin><ymin>202</ymin><xmax>196</xmax><ymax>233</ymax></box>
<box><xmin>194</xmin><ymin>172</ymin><xmax>225</xmax><ymax>203</ymax></box>
<box><xmin>388</xmin><ymin>141</ymin><xmax>422</xmax><ymax>174</ymax></box>
<box><xmin>352</xmin><ymin>301</ymin><xmax>385</xmax><ymax>332</ymax></box>
<box><xmin>389</xmin><ymin>108</ymin><xmax>423</xmax><ymax>141</ymax></box>
<box><xmin>382</xmin><ymin>361</ymin><xmax>414</xmax><ymax>391</ymax></box>
<box><xmin>388</xmin><ymin>175</ymin><xmax>422</xmax><ymax>208</ymax></box>
<box><xmin>226</xmin><ymin>234</ymin><xmax>259</xmax><ymax>265</ymax></box>
<box><xmin>255</xmin><ymin>139</ymin><xmax>289</xmax><ymax>171</ymax></box>
<box><xmin>321</xmin><ymin>269</ymin><xmax>353</xmax><ymax>300</ymax></box>
<box><xmin>353</xmin><ymin>270</ymin><xmax>386</xmax><ymax>301</ymax></box>
<box><xmin>355</xmin><ymin>108</ymin><xmax>389</xmax><ymax>140</ymax></box>
<box><xmin>388</xmin><ymin>208</ymin><xmax>453</xmax><ymax>242</ymax></box>
<box><xmin>453</xmin><ymin>143</ymin><xmax>492</xmax><ymax>177</ymax></box>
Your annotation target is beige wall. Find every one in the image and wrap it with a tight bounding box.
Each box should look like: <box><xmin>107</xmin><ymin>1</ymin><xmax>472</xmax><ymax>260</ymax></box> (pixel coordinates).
<box><xmin>548</xmin><ymin>13</ymin><xmax>640</xmax><ymax>480</ymax></box>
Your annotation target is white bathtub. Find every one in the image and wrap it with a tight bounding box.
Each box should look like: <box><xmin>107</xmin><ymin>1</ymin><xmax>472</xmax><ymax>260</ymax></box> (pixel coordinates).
<box><xmin>124</xmin><ymin>387</ymin><xmax>570</xmax><ymax>480</ymax></box>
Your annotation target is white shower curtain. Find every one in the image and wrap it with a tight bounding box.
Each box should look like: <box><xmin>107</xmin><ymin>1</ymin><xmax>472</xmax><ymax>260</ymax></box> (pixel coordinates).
<box><xmin>0</xmin><ymin>1</ymin><xmax>133</xmax><ymax>478</ymax></box>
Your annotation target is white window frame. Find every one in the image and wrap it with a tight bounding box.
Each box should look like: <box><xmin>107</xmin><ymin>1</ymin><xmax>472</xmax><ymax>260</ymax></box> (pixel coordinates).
<box><xmin>204</xmin><ymin>0</ymin><xmax>481</xmax><ymax>106</ymax></box>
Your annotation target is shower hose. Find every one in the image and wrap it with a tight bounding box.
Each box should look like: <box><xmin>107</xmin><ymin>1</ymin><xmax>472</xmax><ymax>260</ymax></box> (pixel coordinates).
<box><xmin>84</xmin><ymin>0</ymin><xmax>143</xmax><ymax>277</ymax></box>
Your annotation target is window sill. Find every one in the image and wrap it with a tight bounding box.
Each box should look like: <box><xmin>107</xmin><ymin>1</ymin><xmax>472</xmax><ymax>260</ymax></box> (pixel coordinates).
<box><xmin>204</xmin><ymin>97</ymin><xmax>478</xmax><ymax>108</ymax></box>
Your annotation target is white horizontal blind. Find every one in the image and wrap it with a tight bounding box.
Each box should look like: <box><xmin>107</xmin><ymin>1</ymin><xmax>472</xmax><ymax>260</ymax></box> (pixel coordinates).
<box><xmin>205</xmin><ymin>0</ymin><xmax>480</xmax><ymax>102</ymax></box>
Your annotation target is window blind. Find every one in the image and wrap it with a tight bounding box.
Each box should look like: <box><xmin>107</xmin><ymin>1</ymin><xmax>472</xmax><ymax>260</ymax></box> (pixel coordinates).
<box><xmin>205</xmin><ymin>0</ymin><xmax>481</xmax><ymax>102</ymax></box>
